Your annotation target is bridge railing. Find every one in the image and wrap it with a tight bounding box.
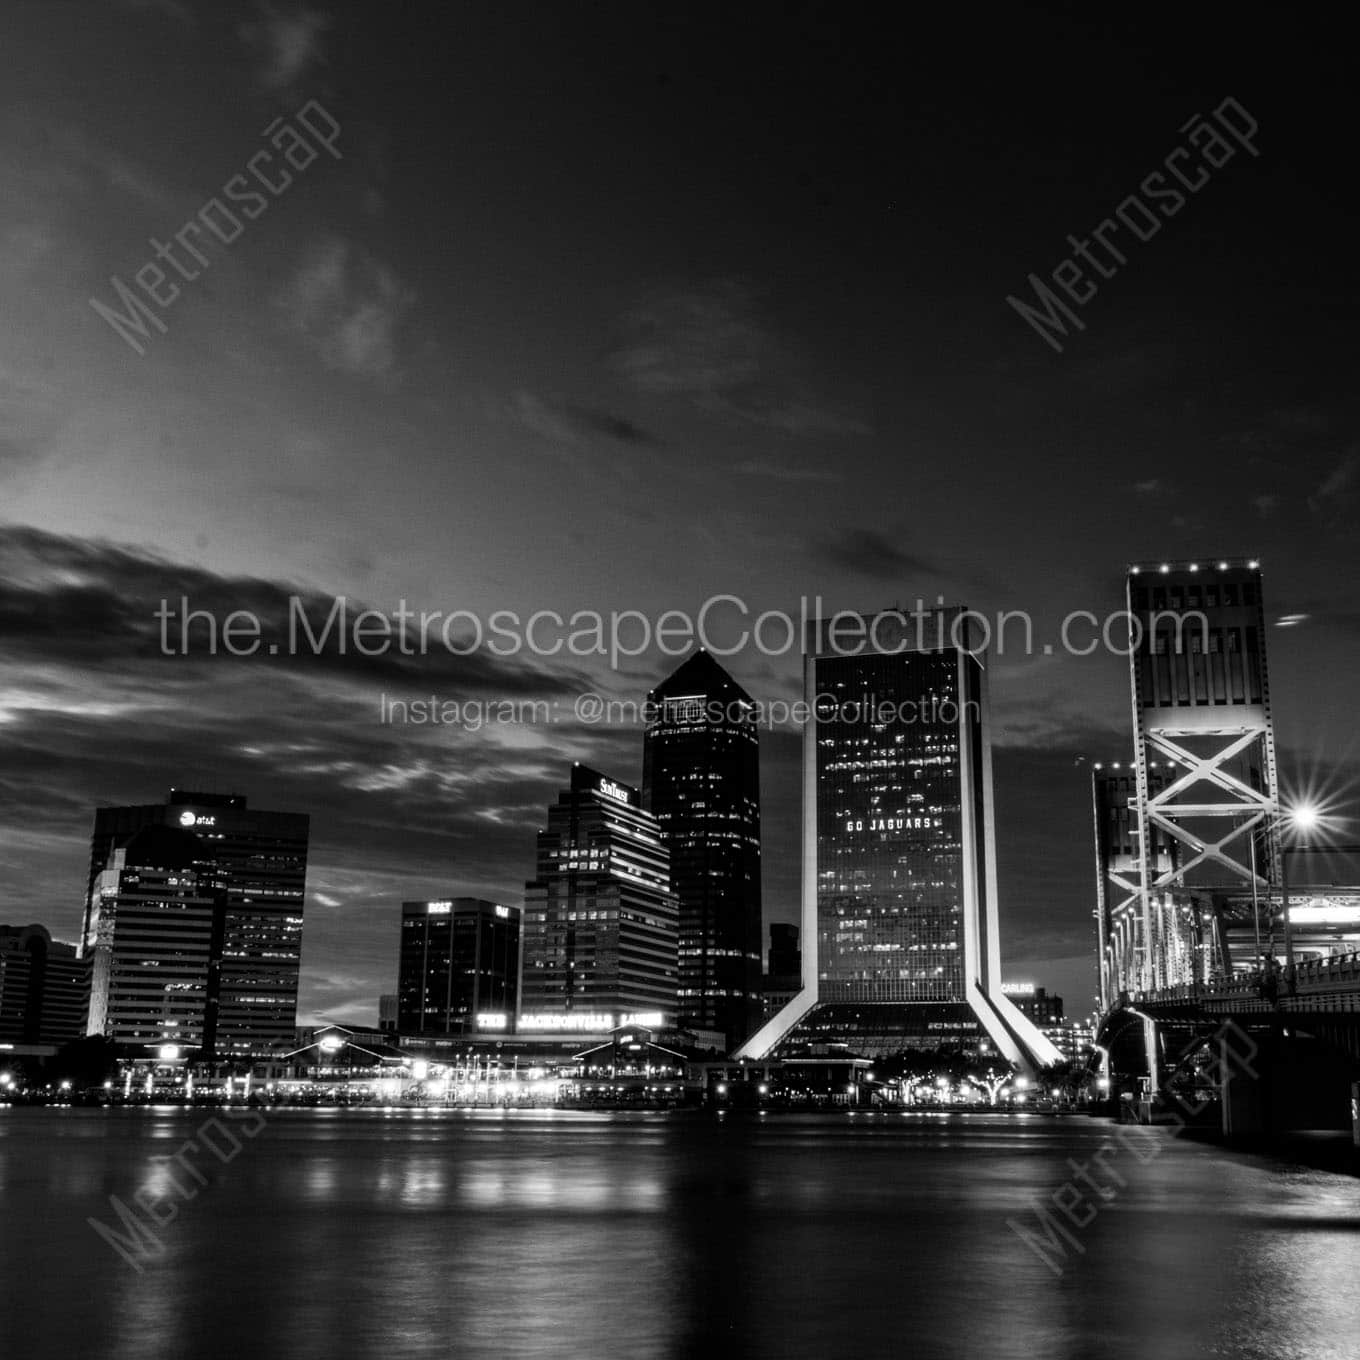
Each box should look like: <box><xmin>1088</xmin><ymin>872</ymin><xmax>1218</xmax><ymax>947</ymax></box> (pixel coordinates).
<box><xmin>1129</xmin><ymin>950</ymin><xmax>1360</xmax><ymax>1006</ymax></box>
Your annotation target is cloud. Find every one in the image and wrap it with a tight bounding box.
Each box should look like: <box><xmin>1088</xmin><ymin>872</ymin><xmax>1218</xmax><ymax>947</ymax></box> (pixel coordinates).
<box><xmin>238</xmin><ymin>4</ymin><xmax>329</xmax><ymax>91</ymax></box>
<box><xmin>0</xmin><ymin>523</ymin><xmax>658</xmax><ymax>1023</ymax></box>
<box><xmin>1131</xmin><ymin>478</ymin><xmax>1170</xmax><ymax>495</ymax></box>
<box><xmin>278</xmin><ymin>236</ymin><xmax>414</xmax><ymax>382</ymax></box>
<box><xmin>510</xmin><ymin>391</ymin><xmax>656</xmax><ymax>449</ymax></box>
<box><xmin>1307</xmin><ymin>452</ymin><xmax>1358</xmax><ymax>514</ymax></box>
<box><xmin>732</xmin><ymin>459</ymin><xmax>840</xmax><ymax>484</ymax></box>
<box><xmin>611</xmin><ymin>279</ymin><xmax>870</xmax><ymax>436</ymax></box>
<box><xmin>814</xmin><ymin>529</ymin><xmax>943</xmax><ymax>583</ymax></box>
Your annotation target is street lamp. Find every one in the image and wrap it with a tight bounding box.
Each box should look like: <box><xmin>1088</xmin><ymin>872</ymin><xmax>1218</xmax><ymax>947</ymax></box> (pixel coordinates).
<box><xmin>1279</xmin><ymin>801</ymin><xmax>1322</xmax><ymax>974</ymax></box>
<box><xmin>1289</xmin><ymin>804</ymin><xmax>1320</xmax><ymax>833</ymax></box>
<box><xmin>1247</xmin><ymin>801</ymin><xmax>1320</xmax><ymax>972</ymax></box>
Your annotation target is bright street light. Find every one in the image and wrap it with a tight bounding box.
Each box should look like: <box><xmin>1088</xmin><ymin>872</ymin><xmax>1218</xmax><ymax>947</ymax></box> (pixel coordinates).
<box><xmin>1286</xmin><ymin>802</ymin><xmax>1320</xmax><ymax>832</ymax></box>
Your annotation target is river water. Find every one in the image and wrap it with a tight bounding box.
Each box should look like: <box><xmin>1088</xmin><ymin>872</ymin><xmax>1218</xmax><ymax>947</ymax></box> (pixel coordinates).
<box><xmin>2</xmin><ymin>1107</ymin><xmax>1357</xmax><ymax>1359</ymax></box>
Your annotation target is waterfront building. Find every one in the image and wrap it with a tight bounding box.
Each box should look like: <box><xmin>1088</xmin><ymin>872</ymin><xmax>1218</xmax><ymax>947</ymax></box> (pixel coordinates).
<box><xmin>84</xmin><ymin>824</ymin><xmax>225</xmax><ymax>1053</ymax></box>
<box><xmin>520</xmin><ymin>764</ymin><xmax>679</xmax><ymax>1027</ymax></box>
<box><xmin>643</xmin><ymin>650</ymin><xmax>763</xmax><ymax>1049</ymax></box>
<box><xmin>0</xmin><ymin>924</ymin><xmax>90</xmax><ymax>1047</ymax></box>
<box><xmin>736</xmin><ymin>607</ymin><xmax>1059</xmax><ymax>1068</ymax></box>
<box><xmin>82</xmin><ymin>790</ymin><xmax>308</xmax><ymax>1058</ymax></box>
<box><xmin>396</xmin><ymin>898</ymin><xmax>520</xmax><ymax>1035</ymax></box>
<box><xmin>762</xmin><ymin>923</ymin><xmax>802</xmax><ymax>1021</ymax></box>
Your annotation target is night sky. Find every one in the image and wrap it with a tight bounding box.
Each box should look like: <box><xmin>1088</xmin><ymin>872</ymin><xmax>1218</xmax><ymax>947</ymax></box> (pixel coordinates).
<box><xmin>3</xmin><ymin>3</ymin><xmax>1357</xmax><ymax>1025</ymax></box>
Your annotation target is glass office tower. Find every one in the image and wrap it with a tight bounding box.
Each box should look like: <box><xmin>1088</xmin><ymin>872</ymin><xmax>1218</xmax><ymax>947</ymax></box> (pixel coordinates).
<box><xmin>82</xmin><ymin>789</ymin><xmax>308</xmax><ymax>1058</ymax></box>
<box><xmin>737</xmin><ymin>607</ymin><xmax>1059</xmax><ymax>1067</ymax></box>
<box><xmin>643</xmin><ymin>650</ymin><xmax>762</xmax><ymax>1049</ymax></box>
<box><xmin>520</xmin><ymin>765</ymin><xmax>679</xmax><ymax>1027</ymax></box>
<box><xmin>397</xmin><ymin>897</ymin><xmax>521</xmax><ymax>1035</ymax></box>
<box><xmin>84</xmin><ymin>824</ymin><xmax>226</xmax><ymax>1051</ymax></box>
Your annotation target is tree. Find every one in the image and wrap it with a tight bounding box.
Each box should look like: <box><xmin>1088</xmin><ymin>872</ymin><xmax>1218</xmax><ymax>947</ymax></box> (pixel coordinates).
<box><xmin>47</xmin><ymin>1035</ymin><xmax>120</xmax><ymax>1090</ymax></box>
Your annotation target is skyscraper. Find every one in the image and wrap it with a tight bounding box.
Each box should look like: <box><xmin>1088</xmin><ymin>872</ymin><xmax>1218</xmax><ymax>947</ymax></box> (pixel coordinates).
<box><xmin>397</xmin><ymin>897</ymin><xmax>521</xmax><ymax>1035</ymax></box>
<box><xmin>643</xmin><ymin>650</ymin><xmax>762</xmax><ymax>1048</ymax></box>
<box><xmin>0</xmin><ymin>924</ymin><xmax>91</xmax><ymax>1047</ymax></box>
<box><xmin>737</xmin><ymin>607</ymin><xmax>1059</xmax><ymax>1068</ymax></box>
<box><xmin>82</xmin><ymin>790</ymin><xmax>309</xmax><ymax>1058</ymax></box>
<box><xmin>520</xmin><ymin>764</ymin><xmax>679</xmax><ymax>1028</ymax></box>
<box><xmin>84</xmin><ymin>824</ymin><xmax>225</xmax><ymax>1052</ymax></box>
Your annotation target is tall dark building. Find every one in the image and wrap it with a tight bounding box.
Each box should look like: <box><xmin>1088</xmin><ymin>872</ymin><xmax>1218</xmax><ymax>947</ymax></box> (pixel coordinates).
<box><xmin>81</xmin><ymin>790</ymin><xmax>309</xmax><ymax>1058</ymax></box>
<box><xmin>520</xmin><ymin>765</ymin><xmax>679</xmax><ymax>1029</ymax></box>
<box><xmin>643</xmin><ymin>650</ymin><xmax>762</xmax><ymax>1048</ymax></box>
<box><xmin>0</xmin><ymin>924</ymin><xmax>91</xmax><ymax>1047</ymax></box>
<box><xmin>397</xmin><ymin>898</ymin><xmax>521</xmax><ymax>1035</ymax></box>
<box><xmin>737</xmin><ymin>607</ymin><xmax>1058</xmax><ymax>1067</ymax></box>
<box><xmin>84</xmin><ymin>825</ymin><xmax>226</xmax><ymax>1052</ymax></box>
<box><xmin>1001</xmin><ymin>983</ymin><xmax>1064</xmax><ymax>1025</ymax></box>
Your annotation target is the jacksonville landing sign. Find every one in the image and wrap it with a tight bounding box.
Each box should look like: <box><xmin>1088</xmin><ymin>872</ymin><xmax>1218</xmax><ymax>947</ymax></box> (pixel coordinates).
<box><xmin>1007</xmin><ymin>97</ymin><xmax>1259</xmax><ymax>353</ymax></box>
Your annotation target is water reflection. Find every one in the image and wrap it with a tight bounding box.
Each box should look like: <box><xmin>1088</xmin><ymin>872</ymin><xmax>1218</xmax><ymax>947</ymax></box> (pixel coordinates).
<box><xmin>2</xmin><ymin>1109</ymin><xmax>1359</xmax><ymax>1360</ymax></box>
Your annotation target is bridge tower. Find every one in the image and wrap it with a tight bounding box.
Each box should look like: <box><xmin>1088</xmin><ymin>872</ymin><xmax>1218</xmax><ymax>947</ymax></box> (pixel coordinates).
<box><xmin>1092</xmin><ymin>761</ymin><xmax>1177</xmax><ymax>1006</ymax></box>
<box><xmin>1125</xmin><ymin>559</ymin><xmax>1279</xmax><ymax>992</ymax></box>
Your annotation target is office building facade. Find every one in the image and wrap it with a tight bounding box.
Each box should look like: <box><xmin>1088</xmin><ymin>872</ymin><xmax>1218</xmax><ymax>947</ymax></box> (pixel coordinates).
<box><xmin>82</xmin><ymin>790</ymin><xmax>309</xmax><ymax>1058</ymax></box>
<box><xmin>520</xmin><ymin>765</ymin><xmax>679</xmax><ymax>1028</ymax></box>
<box><xmin>0</xmin><ymin>924</ymin><xmax>91</xmax><ymax>1047</ymax></box>
<box><xmin>397</xmin><ymin>898</ymin><xmax>521</xmax><ymax>1035</ymax></box>
<box><xmin>737</xmin><ymin>607</ymin><xmax>1059</xmax><ymax>1068</ymax></box>
<box><xmin>84</xmin><ymin>825</ymin><xmax>226</xmax><ymax>1051</ymax></box>
<box><xmin>643</xmin><ymin>650</ymin><xmax>762</xmax><ymax>1048</ymax></box>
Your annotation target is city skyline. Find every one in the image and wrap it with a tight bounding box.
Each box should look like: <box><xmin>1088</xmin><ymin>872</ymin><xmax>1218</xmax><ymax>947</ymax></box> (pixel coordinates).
<box><xmin>4</xmin><ymin>5</ymin><xmax>1358</xmax><ymax>1030</ymax></box>
<box><xmin>5</xmin><ymin>569</ymin><xmax>1356</xmax><ymax>1031</ymax></box>
<box><xmin>4</xmin><ymin>10</ymin><xmax>1358</xmax><ymax>1359</ymax></box>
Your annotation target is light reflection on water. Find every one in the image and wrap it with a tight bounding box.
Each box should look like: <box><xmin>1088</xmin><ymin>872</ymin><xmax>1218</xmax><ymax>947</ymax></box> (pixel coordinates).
<box><xmin>2</xmin><ymin>1107</ymin><xmax>1358</xmax><ymax>1360</ymax></box>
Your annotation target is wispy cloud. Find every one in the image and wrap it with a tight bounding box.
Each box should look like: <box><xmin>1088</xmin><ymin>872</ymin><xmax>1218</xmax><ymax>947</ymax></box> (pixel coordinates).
<box><xmin>611</xmin><ymin>279</ymin><xmax>870</xmax><ymax>436</ymax></box>
<box><xmin>1307</xmin><ymin>451</ymin><xmax>1358</xmax><ymax>514</ymax></box>
<box><xmin>510</xmin><ymin>391</ymin><xmax>656</xmax><ymax>449</ymax></box>
<box><xmin>238</xmin><ymin>3</ymin><xmax>329</xmax><ymax>91</ymax></box>
<box><xmin>278</xmin><ymin>235</ymin><xmax>414</xmax><ymax>383</ymax></box>
<box><xmin>815</xmin><ymin>529</ymin><xmax>942</xmax><ymax>583</ymax></box>
<box><xmin>0</xmin><ymin>523</ymin><xmax>634</xmax><ymax>1021</ymax></box>
<box><xmin>732</xmin><ymin>459</ymin><xmax>840</xmax><ymax>484</ymax></box>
